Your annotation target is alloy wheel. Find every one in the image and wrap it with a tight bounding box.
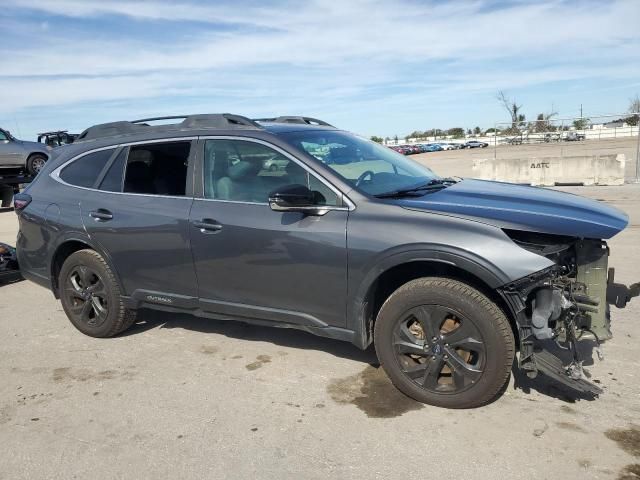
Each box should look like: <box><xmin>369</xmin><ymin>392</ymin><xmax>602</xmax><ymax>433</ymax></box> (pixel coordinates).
<box><xmin>64</xmin><ymin>265</ymin><xmax>109</xmax><ymax>328</ymax></box>
<box><xmin>32</xmin><ymin>157</ymin><xmax>46</xmax><ymax>173</ymax></box>
<box><xmin>393</xmin><ymin>305</ymin><xmax>486</xmax><ymax>394</ymax></box>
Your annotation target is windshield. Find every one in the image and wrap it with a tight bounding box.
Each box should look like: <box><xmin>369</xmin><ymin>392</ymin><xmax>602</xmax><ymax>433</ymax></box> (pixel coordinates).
<box><xmin>278</xmin><ymin>130</ymin><xmax>438</xmax><ymax>195</ymax></box>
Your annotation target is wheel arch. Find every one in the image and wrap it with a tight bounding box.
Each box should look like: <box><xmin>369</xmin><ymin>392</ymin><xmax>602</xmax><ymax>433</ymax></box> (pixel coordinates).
<box><xmin>26</xmin><ymin>151</ymin><xmax>49</xmax><ymax>161</ymax></box>
<box><xmin>349</xmin><ymin>253</ymin><xmax>517</xmax><ymax>350</ymax></box>
<box><xmin>49</xmin><ymin>237</ymin><xmax>121</xmax><ymax>298</ymax></box>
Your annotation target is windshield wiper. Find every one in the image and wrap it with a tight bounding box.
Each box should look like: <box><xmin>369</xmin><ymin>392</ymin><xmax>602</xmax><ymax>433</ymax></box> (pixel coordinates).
<box><xmin>374</xmin><ymin>178</ymin><xmax>459</xmax><ymax>198</ymax></box>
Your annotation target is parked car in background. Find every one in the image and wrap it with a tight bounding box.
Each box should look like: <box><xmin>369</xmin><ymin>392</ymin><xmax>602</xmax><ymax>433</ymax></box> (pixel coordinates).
<box><xmin>463</xmin><ymin>140</ymin><xmax>489</xmax><ymax>148</ymax></box>
<box><xmin>0</xmin><ymin>128</ymin><xmax>50</xmax><ymax>175</ymax></box>
<box><xmin>564</xmin><ymin>132</ymin><xmax>586</xmax><ymax>142</ymax></box>
<box><xmin>263</xmin><ymin>155</ymin><xmax>289</xmax><ymax>172</ymax></box>
<box><xmin>405</xmin><ymin>145</ymin><xmax>422</xmax><ymax>155</ymax></box>
<box><xmin>15</xmin><ymin>112</ymin><xmax>636</xmax><ymax>408</ymax></box>
<box><xmin>437</xmin><ymin>143</ymin><xmax>456</xmax><ymax>151</ymax></box>
<box><xmin>421</xmin><ymin>143</ymin><xmax>443</xmax><ymax>152</ymax></box>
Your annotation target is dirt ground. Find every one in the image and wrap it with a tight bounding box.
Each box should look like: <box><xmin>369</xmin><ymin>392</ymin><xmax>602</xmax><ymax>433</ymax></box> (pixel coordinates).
<box><xmin>1</xmin><ymin>158</ymin><xmax>639</xmax><ymax>478</ymax></box>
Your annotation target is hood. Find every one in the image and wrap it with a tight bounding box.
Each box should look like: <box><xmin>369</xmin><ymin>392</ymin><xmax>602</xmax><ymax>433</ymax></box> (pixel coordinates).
<box><xmin>20</xmin><ymin>140</ymin><xmax>50</xmax><ymax>152</ymax></box>
<box><xmin>398</xmin><ymin>179</ymin><xmax>628</xmax><ymax>239</ymax></box>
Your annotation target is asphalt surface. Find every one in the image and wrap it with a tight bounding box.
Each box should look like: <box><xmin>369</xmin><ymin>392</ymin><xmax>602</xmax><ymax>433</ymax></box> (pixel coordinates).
<box><xmin>1</xmin><ymin>168</ymin><xmax>639</xmax><ymax>479</ymax></box>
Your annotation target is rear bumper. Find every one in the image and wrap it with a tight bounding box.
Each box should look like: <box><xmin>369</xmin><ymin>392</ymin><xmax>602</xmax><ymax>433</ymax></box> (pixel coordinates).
<box><xmin>16</xmin><ymin>266</ymin><xmax>51</xmax><ymax>290</ymax></box>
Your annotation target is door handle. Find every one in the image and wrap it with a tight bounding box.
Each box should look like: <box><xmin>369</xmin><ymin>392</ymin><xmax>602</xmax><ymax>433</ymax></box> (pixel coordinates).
<box><xmin>89</xmin><ymin>209</ymin><xmax>113</xmax><ymax>221</ymax></box>
<box><xmin>193</xmin><ymin>219</ymin><xmax>223</xmax><ymax>233</ymax></box>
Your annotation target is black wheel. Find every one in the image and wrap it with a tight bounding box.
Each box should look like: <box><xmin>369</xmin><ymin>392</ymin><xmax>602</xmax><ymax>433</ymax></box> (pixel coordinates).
<box><xmin>59</xmin><ymin>249</ymin><xmax>137</xmax><ymax>337</ymax></box>
<box><xmin>374</xmin><ymin>277</ymin><xmax>514</xmax><ymax>409</ymax></box>
<box><xmin>26</xmin><ymin>154</ymin><xmax>47</xmax><ymax>175</ymax></box>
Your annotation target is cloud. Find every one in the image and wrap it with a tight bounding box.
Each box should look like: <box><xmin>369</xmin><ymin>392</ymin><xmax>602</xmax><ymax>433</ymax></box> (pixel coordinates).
<box><xmin>0</xmin><ymin>0</ymin><xmax>639</xmax><ymax>137</ymax></box>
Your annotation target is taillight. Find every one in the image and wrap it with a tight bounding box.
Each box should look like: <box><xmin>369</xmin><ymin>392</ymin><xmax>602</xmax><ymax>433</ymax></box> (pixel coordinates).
<box><xmin>13</xmin><ymin>193</ymin><xmax>31</xmax><ymax>212</ymax></box>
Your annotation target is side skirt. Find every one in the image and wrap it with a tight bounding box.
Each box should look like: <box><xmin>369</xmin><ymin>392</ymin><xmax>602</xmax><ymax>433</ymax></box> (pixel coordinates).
<box><xmin>122</xmin><ymin>290</ymin><xmax>357</xmax><ymax>345</ymax></box>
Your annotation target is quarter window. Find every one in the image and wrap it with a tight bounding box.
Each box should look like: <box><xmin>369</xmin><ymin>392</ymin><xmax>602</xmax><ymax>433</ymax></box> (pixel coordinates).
<box><xmin>60</xmin><ymin>148</ymin><xmax>116</xmax><ymax>188</ymax></box>
<box><xmin>98</xmin><ymin>148</ymin><xmax>127</xmax><ymax>192</ymax></box>
<box><xmin>203</xmin><ymin>139</ymin><xmax>340</xmax><ymax>206</ymax></box>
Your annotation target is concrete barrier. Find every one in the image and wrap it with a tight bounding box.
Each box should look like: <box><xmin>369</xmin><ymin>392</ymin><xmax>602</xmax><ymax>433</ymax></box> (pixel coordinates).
<box><xmin>472</xmin><ymin>154</ymin><xmax>626</xmax><ymax>186</ymax></box>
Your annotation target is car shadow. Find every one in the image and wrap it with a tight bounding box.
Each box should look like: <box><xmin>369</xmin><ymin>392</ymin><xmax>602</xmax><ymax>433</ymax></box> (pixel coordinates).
<box><xmin>122</xmin><ymin>309</ymin><xmax>600</xmax><ymax>404</ymax></box>
<box><xmin>123</xmin><ymin>308</ymin><xmax>379</xmax><ymax>365</ymax></box>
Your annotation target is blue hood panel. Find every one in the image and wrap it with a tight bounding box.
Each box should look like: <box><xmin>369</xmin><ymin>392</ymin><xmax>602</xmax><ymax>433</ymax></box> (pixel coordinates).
<box><xmin>399</xmin><ymin>179</ymin><xmax>628</xmax><ymax>239</ymax></box>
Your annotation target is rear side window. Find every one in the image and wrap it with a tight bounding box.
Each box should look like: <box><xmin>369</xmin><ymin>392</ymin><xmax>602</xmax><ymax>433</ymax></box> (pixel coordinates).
<box><xmin>123</xmin><ymin>141</ymin><xmax>190</xmax><ymax>196</ymax></box>
<box><xmin>60</xmin><ymin>149</ymin><xmax>116</xmax><ymax>188</ymax></box>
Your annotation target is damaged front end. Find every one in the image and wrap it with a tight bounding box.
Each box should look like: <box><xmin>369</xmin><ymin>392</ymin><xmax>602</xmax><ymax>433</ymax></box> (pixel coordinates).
<box><xmin>499</xmin><ymin>230</ymin><xmax>639</xmax><ymax>396</ymax></box>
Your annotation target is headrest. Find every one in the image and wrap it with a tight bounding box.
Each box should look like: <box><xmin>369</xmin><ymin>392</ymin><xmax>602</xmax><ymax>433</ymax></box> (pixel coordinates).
<box><xmin>128</xmin><ymin>149</ymin><xmax>153</xmax><ymax>164</ymax></box>
<box><xmin>228</xmin><ymin>160</ymin><xmax>260</xmax><ymax>180</ymax></box>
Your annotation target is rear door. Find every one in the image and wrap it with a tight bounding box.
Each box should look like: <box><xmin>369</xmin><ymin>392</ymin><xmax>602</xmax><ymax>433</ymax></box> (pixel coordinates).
<box><xmin>189</xmin><ymin>137</ymin><xmax>350</xmax><ymax>328</ymax></box>
<box><xmin>55</xmin><ymin>139</ymin><xmax>198</xmax><ymax>305</ymax></box>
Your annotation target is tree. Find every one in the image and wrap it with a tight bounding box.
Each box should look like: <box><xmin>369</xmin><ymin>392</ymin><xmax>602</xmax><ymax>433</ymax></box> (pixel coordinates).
<box><xmin>572</xmin><ymin>118</ymin><xmax>590</xmax><ymax>130</ymax></box>
<box><xmin>384</xmin><ymin>136</ymin><xmax>390</xmax><ymax>143</ymax></box>
<box><xmin>466</xmin><ymin>128</ymin><xmax>472</xmax><ymax>135</ymax></box>
<box><xmin>473</xmin><ymin>126</ymin><xmax>481</xmax><ymax>135</ymax></box>
<box><xmin>393</xmin><ymin>135</ymin><xmax>398</xmax><ymax>143</ymax></box>
<box><xmin>533</xmin><ymin>110</ymin><xmax>557</xmax><ymax>133</ymax></box>
<box><xmin>370</xmin><ymin>135</ymin><xmax>383</xmax><ymax>143</ymax></box>
<box><xmin>624</xmin><ymin>94</ymin><xmax>640</xmax><ymax>126</ymax></box>
<box><xmin>496</xmin><ymin>90</ymin><xmax>523</xmax><ymax>130</ymax></box>
<box><xmin>447</xmin><ymin>127</ymin><xmax>465</xmax><ymax>138</ymax></box>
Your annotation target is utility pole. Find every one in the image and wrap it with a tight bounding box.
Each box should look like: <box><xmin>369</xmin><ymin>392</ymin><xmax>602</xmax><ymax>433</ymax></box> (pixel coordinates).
<box><xmin>580</xmin><ymin>104</ymin><xmax>583</xmax><ymax>119</ymax></box>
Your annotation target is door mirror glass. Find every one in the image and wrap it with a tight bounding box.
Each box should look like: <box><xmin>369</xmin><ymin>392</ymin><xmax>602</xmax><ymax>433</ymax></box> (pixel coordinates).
<box><xmin>268</xmin><ymin>184</ymin><xmax>328</xmax><ymax>215</ymax></box>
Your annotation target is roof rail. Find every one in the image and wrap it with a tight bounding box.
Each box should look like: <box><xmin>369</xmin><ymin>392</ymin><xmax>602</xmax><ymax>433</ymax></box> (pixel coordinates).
<box><xmin>76</xmin><ymin>113</ymin><xmax>262</xmax><ymax>142</ymax></box>
<box><xmin>254</xmin><ymin>116</ymin><xmax>334</xmax><ymax>127</ymax></box>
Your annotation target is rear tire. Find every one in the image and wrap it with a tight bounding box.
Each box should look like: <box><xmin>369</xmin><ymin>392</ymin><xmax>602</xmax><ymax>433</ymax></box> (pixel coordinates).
<box><xmin>374</xmin><ymin>277</ymin><xmax>514</xmax><ymax>409</ymax></box>
<box><xmin>26</xmin><ymin>154</ymin><xmax>47</xmax><ymax>175</ymax></box>
<box><xmin>59</xmin><ymin>249</ymin><xmax>137</xmax><ymax>338</ymax></box>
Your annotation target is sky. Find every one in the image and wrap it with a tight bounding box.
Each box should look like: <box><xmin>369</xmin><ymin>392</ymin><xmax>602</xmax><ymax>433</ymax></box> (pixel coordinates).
<box><xmin>1</xmin><ymin>0</ymin><xmax>639</xmax><ymax>140</ymax></box>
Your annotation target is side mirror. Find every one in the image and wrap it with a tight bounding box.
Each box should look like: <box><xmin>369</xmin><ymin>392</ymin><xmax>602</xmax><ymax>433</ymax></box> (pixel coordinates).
<box><xmin>268</xmin><ymin>184</ymin><xmax>328</xmax><ymax>216</ymax></box>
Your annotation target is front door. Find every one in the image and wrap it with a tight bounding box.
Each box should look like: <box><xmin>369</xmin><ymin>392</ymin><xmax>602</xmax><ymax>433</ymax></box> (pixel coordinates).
<box><xmin>189</xmin><ymin>138</ymin><xmax>349</xmax><ymax>328</ymax></box>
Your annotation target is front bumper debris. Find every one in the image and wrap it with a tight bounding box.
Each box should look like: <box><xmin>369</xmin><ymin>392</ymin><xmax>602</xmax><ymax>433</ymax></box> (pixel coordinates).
<box><xmin>501</xmin><ymin>240</ymin><xmax>638</xmax><ymax>397</ymax></box>
<box><xmin>0</xmin><ymin>242</ymin><xmax>21</xmax><ymax>283</ymax></box>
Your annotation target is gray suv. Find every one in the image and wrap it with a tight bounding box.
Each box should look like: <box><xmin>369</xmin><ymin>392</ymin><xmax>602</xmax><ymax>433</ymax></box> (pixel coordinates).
<box><xmin>0</xmin><ymin>128</ymin><xmax>50</xmax><ymax>175</ymax></box>
<box><xmin>14</xmin><ymin>114</ymin><xmax>636</xmax><ymax>408</ymax></box>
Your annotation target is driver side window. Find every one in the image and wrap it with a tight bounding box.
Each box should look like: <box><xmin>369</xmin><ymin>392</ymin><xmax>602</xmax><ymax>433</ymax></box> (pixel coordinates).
<box><xmin>203</xmin><ymin>139</ymin><xmax>340</xmax><ymax>206</ymax></box>
<box><xmin>0</xmin><ymin>131</ymin><xmax>8</xmax><ymax>141</ymax></box>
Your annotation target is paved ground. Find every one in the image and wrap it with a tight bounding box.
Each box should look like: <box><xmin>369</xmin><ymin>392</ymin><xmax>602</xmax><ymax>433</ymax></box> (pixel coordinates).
<box><xmin>1</xmin><ymin>169</ymin><xmax>640</xmax><ymax>479</ymax></box>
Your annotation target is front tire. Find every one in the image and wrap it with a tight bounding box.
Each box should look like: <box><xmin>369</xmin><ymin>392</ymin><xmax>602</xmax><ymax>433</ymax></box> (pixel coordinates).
<box><xmin>374</xmin><ymin>277</ymin><xmax>514</xmax><ymax>409</ymax></box>
<box><xmin>59</xmin><ymin>249</ymin><xmax>137</xmax><ymax>338</ymax></box>
<box><xmin>26</xmin><ymin>154</ymin><xmax>47</xmax><ymax>175</ymax></box>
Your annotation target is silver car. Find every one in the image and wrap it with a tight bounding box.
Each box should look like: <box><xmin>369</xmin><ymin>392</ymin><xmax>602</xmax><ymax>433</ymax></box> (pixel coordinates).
<box><xmin>0</xmin><ymin>128</ymin><xmax>50</xmax><ymax>175</ymax></box>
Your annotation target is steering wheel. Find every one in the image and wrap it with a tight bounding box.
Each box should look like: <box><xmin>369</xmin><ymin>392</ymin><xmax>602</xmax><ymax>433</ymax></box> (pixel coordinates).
<box><xmin>355</xmin><ymin>170</ymin><xmax>375</xmax><ymax>187</ymax></box>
